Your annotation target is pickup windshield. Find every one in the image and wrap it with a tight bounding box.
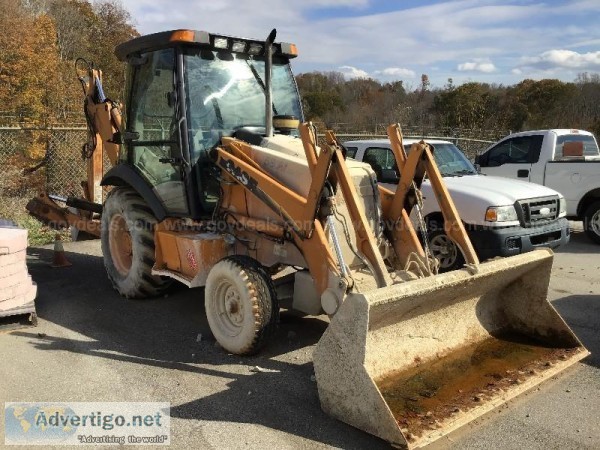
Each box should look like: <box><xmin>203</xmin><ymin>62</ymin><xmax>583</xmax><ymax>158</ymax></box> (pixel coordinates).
<box><xmin>555</xmin><ymin>134</ymin><xmax>599</xmax><ymax>157</ymax></box>
<box><xmin>405</xmin><ymin>142</ymin><xmax>477</xmax><ymax>177</ymax></box>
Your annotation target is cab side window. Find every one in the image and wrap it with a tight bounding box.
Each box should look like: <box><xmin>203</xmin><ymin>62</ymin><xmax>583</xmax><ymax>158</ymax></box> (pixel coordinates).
<box><xmin>480</xmin><ymin>135</ymin><xmax>543</xmax><ymax>167</ymax></box>
<box><xmin>127</xmin><ymin>48</ymin><xmax>189</xmax><ymax>215</ymax></box>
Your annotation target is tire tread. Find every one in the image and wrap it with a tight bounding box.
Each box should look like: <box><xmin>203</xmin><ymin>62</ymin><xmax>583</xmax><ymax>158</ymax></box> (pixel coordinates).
<box><xmin>101</xmin><ymin>187</ymin><xmax>171</xmax><ymax>298</ymax></box>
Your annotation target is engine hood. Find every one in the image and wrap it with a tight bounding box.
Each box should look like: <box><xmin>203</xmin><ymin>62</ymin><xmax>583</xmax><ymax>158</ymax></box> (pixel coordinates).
<box><xmin>428</xmin><ymin>174</ymin><xmax>559</xmax><ymax>203</ymax></box>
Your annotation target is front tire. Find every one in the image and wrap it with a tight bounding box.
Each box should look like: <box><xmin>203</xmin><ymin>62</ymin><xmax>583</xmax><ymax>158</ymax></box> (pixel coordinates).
<box><xmin>583</xmin><ymin>200</ymin><xmax>600</xmax><ymax>244</ymax></box>
<box><xmin>205</xmin><ymin>256</ymin><xmax>279</xmax><ymax>355</ymax></box>
<box><xmin>101</xmin><ymin>187</ymin><xmax>171</xmax><ymax>298</ymax></box>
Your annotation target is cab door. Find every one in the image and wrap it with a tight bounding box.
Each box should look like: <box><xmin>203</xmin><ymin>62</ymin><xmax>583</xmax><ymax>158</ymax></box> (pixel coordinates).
<box><xmin>125</xmin><ymin>48</ymin><xmax>190</xmax><ymax>216</ymax></box>
<box><xmin>478</xmin><ymin>135</ymin><xmax>543</xmax><ymax>181</ymax></box>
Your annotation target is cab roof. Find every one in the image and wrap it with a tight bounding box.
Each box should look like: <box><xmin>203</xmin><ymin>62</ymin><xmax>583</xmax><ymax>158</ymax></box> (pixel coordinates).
<box><xmin>115</xmin><ymin>29</ymin><xmax>298</xmax><ymax>62</ymax></box>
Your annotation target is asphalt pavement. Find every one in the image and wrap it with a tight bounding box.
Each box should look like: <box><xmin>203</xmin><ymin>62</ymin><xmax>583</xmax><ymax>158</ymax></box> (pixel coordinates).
<box><xmin>0</xmin><ymin>223</ymin><xmax>598</xmax><ymax>449</ymax></box>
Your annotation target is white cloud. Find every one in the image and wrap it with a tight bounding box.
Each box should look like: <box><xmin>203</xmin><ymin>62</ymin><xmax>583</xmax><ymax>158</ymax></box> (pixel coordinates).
<box><xmin>338</xmin><ymin>66</ymin><xmax>370</xmax><ymax>79</ymax></box>
<box><xmin>521</xmin><ymin>49</ymin><xmax>600</xmax><ymax>69</ymax></box>
<box><xmin>457</xmin><ymin>60</ymin><xmax>497</xmax><ymax>73</ymax></box>
<box><xmin>121</xmin><ymin>0</ymin><xmax>600</xmax><ymax>86</ymax></box>
<box><xmin>304</xmin><ymin>0</ymin><xmax>369</xmax><ymax>7</ymax></box>
<box><xmin>374</xmin><ymin>67</ymin><xmax>416</xmax><ymax>78</ymax></box>
<box><xmin>511</xmin><ymin>68</ymin><xmax>522</xmax><ymax>75</ymax></box>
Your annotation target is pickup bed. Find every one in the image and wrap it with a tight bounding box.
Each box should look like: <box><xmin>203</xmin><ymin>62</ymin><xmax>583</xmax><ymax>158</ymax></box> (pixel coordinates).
<box><xmin>477</xmin><ymin>129</ymin><xmax>600</xmax><ymax>243</ymax></box>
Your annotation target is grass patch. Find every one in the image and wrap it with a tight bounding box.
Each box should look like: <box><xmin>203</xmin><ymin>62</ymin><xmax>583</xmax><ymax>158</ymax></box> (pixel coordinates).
<box><xmin>0</xmin><ymin>193</ymin><xmax>71</xmax><ymax>246</ymax></box>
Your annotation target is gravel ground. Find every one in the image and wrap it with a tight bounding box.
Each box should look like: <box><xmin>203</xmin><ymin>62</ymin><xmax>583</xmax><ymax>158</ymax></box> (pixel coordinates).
<box><xmin>0</xmin><ymin>223</ymin><xmax>598</xmax><ymax>449</ymax></box>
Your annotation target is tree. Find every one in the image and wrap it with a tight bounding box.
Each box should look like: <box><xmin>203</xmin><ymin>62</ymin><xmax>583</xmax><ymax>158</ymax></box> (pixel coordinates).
<box><xmin>0</xmin><ymin>0</ymin><xmax>30</xmax><ymax>111</ymax></box>
<box><xmin>49</xmin><ymin>0</ymin><xmax>95</xmax><ymax>61</ymax></box>
<box><xmin>296</xmin><ymin>72</ymin><xmax>344</xmax><ymax>121</ymax></box>
<box><xmin>18</xmin><ymin>13</ymin><xmax>61</xmax><ymax>124</ymax></box>
<box><xmin>88</xmin><ymin>0</ymin><xmax>139</xmax><ymax>97</ymax></box>
<box><xmin>434</xmin><ymin>82</ymin><xmax>501</xmax><ymax>130</ymax></box>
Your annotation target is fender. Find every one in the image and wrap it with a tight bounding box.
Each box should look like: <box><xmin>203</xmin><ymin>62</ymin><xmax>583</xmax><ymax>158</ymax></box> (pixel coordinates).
<box><xmin>577</xmin><ymin>187</ymin><xmax>600</xmax><ymax>218</ymax></box>
<box><xmin>101</xmin><ymin>164</ymin><xmax>167</xmax><ymax>221</ymax></box>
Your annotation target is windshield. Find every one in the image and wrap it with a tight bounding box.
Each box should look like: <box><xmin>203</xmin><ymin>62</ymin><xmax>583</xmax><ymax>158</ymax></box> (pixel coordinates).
<box><xmin>405</xmin><ymin>142</ymin><xmax>477</xmax><ymax>176</ymax></box>
<box><xmin>183</xmin><ymin>49</ymin><xmax>302</xmax><ymax>161</ymax></box>
<box><xmin>556</xmin><ymin>134</ymin><xmax>599</xmax><ymax>157</ymax></box>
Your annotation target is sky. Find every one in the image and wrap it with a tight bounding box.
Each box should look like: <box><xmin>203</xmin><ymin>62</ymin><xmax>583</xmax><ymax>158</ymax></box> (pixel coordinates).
<box><xmin>123</xmin><ymin>0</ymin><xmax>600</xmax><ymax>88</ymax></box>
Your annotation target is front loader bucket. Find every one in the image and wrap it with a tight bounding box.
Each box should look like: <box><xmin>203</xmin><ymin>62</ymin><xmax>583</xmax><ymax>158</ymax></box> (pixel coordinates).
<box><xmin>313</xmin><ymin>249</ymin><xmax>588</xmax><ymax>448</ymax></box>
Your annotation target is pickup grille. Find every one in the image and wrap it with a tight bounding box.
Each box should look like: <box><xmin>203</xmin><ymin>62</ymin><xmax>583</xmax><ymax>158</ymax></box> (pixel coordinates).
<box><xmin>516</xmin><ymin>196</ymin><xmax>559</xmax><ymax>227</ymax></box>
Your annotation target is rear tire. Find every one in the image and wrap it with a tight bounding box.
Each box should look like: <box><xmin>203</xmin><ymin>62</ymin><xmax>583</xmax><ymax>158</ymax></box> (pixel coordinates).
<box><xmin>427</xmin><ymin>221</ymin><xmax>465</xmax><ymax>272</ymax></box>
<box><xmin>205</xmin><ymin>256</ymin><xmax>279</xmax><ymax>355</ymax></box>
<box><xmin>101</xmin><ymin>187</ymin><xmax>171</xmax><ymax>298</ymax></box>
<box><xmin>583</xmin><ymin>200</ymin><xmax>600</xmax><ymax>244</ymax></box>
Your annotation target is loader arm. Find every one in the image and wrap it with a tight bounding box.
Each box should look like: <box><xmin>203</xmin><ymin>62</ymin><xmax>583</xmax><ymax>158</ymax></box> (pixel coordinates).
<box><xmin>214</xmin><ymin>138</ymin><xmax>342</xmax><ymax>299</ymax></box>
<box><xmin>214</xmin><ymin>123</ymin><xmax>398</xmax><ymax>311</ymax></box>
<box><xmin>386</xmin><ymin>123</ymin><xmax>479</xmax><ymax>266</ymax></box>
<box><xmin>299</xmin><ymin>124</ymin><xmax>392</xmax><ymax>287</ymax></box>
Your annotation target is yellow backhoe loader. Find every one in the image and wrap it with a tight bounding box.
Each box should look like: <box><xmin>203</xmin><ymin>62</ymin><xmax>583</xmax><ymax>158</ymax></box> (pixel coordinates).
<box><xmin>28</xmin><ymin>29</ymin><xmax>588</xmax><ymax>448</ymax></box>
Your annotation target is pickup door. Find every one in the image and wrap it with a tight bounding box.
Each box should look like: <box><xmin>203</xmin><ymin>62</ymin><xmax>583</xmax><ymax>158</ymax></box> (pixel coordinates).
<box><xmin>477</xmin><ymin>134</ymin><xmax>544</xmax><ymax>181</ymax></box>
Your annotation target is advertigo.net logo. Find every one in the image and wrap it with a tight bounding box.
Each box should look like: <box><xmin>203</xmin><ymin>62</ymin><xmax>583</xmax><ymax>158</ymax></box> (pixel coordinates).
<box><xmin>5</xmin><ymin>402</ymin><xmax>170</xmax><ymax>446</ymax></box>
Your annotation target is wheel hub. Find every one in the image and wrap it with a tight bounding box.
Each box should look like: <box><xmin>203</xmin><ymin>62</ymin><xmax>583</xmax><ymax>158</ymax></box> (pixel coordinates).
<box><xmin>213</xmin><ymin>279</ymin><xmax>245</xmax><ymax>336</ymax></box>
<box><xmin>430</xmin><ymin>234</ymin><xmax>458</xmax><ymax>268</ymax></box>
<box><xmin>224</xmin><ymin>287</ymin><xmax>243</xmax><ymax>325</ymax></box>
<box><xmin>109</xmin><ymin>214</ymin><xmax>133</xmax><ymax>276</ymax></box>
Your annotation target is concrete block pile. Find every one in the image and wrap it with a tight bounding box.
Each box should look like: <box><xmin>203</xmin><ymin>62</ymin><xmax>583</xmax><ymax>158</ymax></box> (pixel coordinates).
<box><xmin>0</xmin><ymin>226</ymin><xmax>37</xmax><ymax>320</ymax></box>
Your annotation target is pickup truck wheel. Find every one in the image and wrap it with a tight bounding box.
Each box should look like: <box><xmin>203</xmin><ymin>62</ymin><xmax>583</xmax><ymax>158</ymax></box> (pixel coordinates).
<box><xmin>427</xmin><ymin>224</ymin><xmax>465</xmax><ymax>272</ymax></box>
<box><xmin>583</xmin><ymin>201</ymin><xmax>600</xmax><ymax>244</ymax></box>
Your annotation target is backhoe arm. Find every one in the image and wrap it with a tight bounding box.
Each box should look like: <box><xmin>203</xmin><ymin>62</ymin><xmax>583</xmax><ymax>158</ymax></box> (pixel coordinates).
<box><xmin>77</xmin><ymin>61</ymin><xmax>123</xmax><ymax>204</ymax></box>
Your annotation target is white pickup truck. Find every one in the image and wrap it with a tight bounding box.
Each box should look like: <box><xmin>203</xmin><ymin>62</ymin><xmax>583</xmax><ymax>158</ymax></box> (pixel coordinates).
<box><xmin>344</xmin><ymin>138</ymin><xmax>570</xmax><ymax>271</ymax></box>
<box><xmin>476</xmin><ymin>129</ymin><xmax>600</xmax><ymax>244</ymax></box>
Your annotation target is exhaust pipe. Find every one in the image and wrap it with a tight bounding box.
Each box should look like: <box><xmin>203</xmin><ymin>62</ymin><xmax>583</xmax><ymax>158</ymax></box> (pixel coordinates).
<box><xmin>264</xmin><ymin>28</ymin><xmax>276</xmax><ymax>138</ymax></box>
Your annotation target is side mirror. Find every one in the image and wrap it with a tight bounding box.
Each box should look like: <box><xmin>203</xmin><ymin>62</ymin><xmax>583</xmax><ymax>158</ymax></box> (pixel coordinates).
<box><xmin>475</xmin><ymin>153</ymin><xmax>489</xmax><ymax>169</ymax></box>
<box><xmin>380</xmin><ymin>168</ymin><xmax>400</xmax><ymax>184</ymax></box>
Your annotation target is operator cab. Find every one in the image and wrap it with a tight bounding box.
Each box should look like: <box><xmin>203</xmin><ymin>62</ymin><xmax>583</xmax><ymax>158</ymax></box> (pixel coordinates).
<box><xmin>113</xmin><ymin>29</ymin><xmax>303</xmax><ymax>220</ymax></box>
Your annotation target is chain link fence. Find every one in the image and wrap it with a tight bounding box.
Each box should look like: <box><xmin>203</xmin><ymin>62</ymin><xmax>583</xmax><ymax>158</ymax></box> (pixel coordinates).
<box><xmin>46</xmin><ymin>128</ymin><xmax>90</xmax><ymax>196</ymax></box>
<box><xmin>0</xmin><ymin>126</ymin><xmax>88</xmax><ymax>243</ymax></box>
<box><xmin>0</xmin><ymin>124</ymin><xmax>507</xmax><ymax>243</ymax></box>
<box><xmin>316</xmin><ymin>126</ymin><xmax>507</xmax><ymax>160</ymax></box>
<box><xmin>0</xmin><ymin>126</ymin><xmax>88</xmax><ymax>197</ymax></box>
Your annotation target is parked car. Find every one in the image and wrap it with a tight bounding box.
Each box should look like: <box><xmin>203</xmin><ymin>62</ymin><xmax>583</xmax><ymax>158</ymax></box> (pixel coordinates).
<box><xmin>476</xmin><ymin>129</ymin><xmax>600</xmax><ymax>244</ymax></box>
<box><xmin>344</xmin><ymin>138</ymin><xmax>570</xmax><ymax>271</ymax></box>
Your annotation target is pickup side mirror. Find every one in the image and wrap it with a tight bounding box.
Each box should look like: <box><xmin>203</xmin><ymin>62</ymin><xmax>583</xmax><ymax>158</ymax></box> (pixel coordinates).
<box><xmin>380</xmin><ymin>168</ymin><xmax>400</xmax><ymax>184</ymax></box>
<box><xmin>473</xmin><ymin>152</ymin><xmax>493</xmax><ymax>168</ymax></box>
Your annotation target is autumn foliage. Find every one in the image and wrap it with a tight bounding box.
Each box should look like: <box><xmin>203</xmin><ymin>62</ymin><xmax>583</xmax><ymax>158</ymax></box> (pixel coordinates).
<box><xmin>0</xmin><ymin>0</ymin><xmax>137</xmax><ymax>126</ymax></box>
<box><xmin>1</xmin><ymin>0</ymin><xmax>598</xmax><ymax>136</ymax></box>
<box><xmin>297</xmin><ymin>72</ymin><xmax>600</xmax><ymax>137</ymax></box>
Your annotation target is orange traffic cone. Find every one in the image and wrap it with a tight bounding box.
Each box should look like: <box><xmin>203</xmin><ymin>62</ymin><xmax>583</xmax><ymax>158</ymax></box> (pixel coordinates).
<box><xmin>51</xmin><ymin>234</ymin><xmax>72</xmax><ymax>268</ymax></box>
